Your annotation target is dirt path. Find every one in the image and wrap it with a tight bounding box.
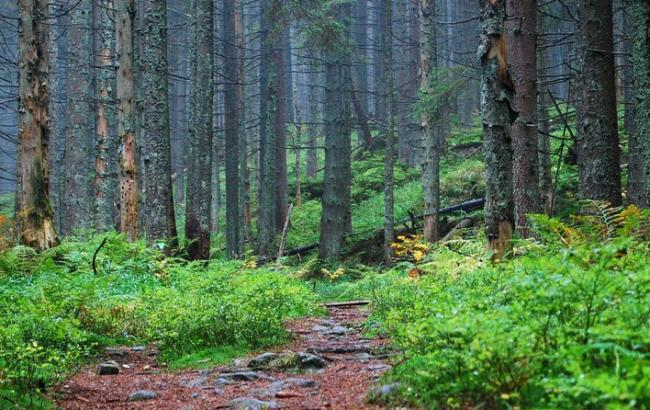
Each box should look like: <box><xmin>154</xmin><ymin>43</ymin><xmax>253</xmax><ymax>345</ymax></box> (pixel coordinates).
<box><xmin>55</xmin><ymin>305</ymin><xmax>393</xmax><ymax>409</ymax></box>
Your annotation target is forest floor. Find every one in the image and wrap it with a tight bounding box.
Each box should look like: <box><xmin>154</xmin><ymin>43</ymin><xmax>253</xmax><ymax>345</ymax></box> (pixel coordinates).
<box><xmin>54</xmin><ymin>305</ymin><xmax>393</xmax><ymax>409</ymax></box>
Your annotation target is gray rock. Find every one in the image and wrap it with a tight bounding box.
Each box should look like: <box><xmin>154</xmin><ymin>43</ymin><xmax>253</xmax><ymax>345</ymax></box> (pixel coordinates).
<box><xmin>127</xmin><ymin>390</ymin><xmax>159</xmax><ymax>401</ymax></box>
<box><xmin>104</xmin><ymin>348</ymin><xmax>129</xmax><ymax>362</ymax></box>
<box><xmin>248</xmin><ymin>351</ymin><xmax>328</xmax><ymax>372</ymax></box>
<box><xmin>255</xmin><ymin>378</ymin><xmax>318</xmax><ymax>397</ymax></box>
<box><xmin>247</xmin><ymin>352</ymin><xmax>278</xmax><ymax>369</ymax></box>
<box><xmin>220</xmin><ymin>371</ymin><xmax>265</xmax><ymax>382</ymax></box>
<box><xmin>131</xmin><ymin>345</ymin><xmax>145</xmax><ymax>352</ymax></box>
<box><xmin>327</xmin><ymin>326</ymin><xmax>349</xmax><ymax>335</ymax></box>
<box><xmin>96</xmin><ymin>361</ymin><xmax>120</xmax><ymax>376</ymax></box>
<box><xmin>191</xmin><ymin>392</ymin><xmax>200</xmax><ymax>399</ymax></box>
<box><xmin>229</xmin><ymin>397</ymin><xmax>279</xmax><ymax>409</ymax></box>
<box><xmin>367</xmin><ymin>364</ymin><xmax>391</xmax><ymax>372</ymax></box>
<box><xmin>180</xmin><ymin>376</ymin><xmax>208</xmax><ymax>388</ymax></box>
<box><xmin>368</xmin><ymin>383</ymin><xmax>401</xmax><ymax>403</ymax></box>
<box><xmin>311</xmin><ymin>325</ymin><xmax>329</xmax><ymax>332</ymax></box>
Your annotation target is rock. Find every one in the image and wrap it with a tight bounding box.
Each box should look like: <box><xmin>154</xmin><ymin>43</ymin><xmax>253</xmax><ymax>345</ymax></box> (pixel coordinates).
<box><xmin>232</xmin><ymin>358</ymin><xmax>247</xmax><ymax>368</ymax></box>
<box><xmin>229</xmin><ymin>397</ymin><xmax>279</xmax><ymax>409</ymax></box>
<box><xmin>131</xmin><ymin>345</ymin><xmax>145</xmax><ymax>352</ymax></box>
<box><xmin>355</xmin><ymin>352</ymin><xmax>373</xmax><ymax>363</ymax></box>
<box><xmin>104</xmin><ymin>348</ymin><xmax>129</xmax><ymax>362</ymax></box>
<box><xmin>247</xmin><ymin>352</ymin><xmax>278</xmax><ymax>369</ymax></box>
<box><xmin>96</xmin><ymin>361</ymin><xmax>120</xmax><ymax>376</ymax></box>
<box><xmin>180</xmin><ymin>376</ymin><xmax>208</xmax><ymax>388</ymax></box>
<box><xmin>219</xmin><ymin>371</ymin><xmax>265</xmax><ymax>382</ymax></box>
<box><xmin>327</xmin><ymin>326</ymin><xmax>349</xmax><ymax>335</ymax></box>
<box><xmin>367</xmin><ymin>383</ymin><xmax>401</xmax><ymax>404</ymax></box>
<box><xmin>311</xmin><ymin>325</ymin><xmax>329</xmax><ymax>332</ymax></box>
<box><xmin>256</xmin><ymin>378</ymin><xmax>318</xmax><ymax>397</ymax></box>
<box><xmin>127</xmin><ymin>390</ymin><xmax>159</xmax><ymax>401</ymax></box>
<box><xmin>191</xmin><ymin>392</ymin><xmax>200</xmax><ymax>399</ymax></box>
<box><xmin>367</xmin><ymin>364</ymin><xmax>391</xmax><ymax>372</ymax></box>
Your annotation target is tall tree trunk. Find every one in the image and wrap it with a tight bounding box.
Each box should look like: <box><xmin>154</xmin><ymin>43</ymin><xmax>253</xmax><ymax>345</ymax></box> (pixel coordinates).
<box><xmin>306</xmin><ymin>55</ymin><xmax>320</xmax><ymax>178</ymax></box>
<box><xmin>353</xmin><ymin>0</ymin><xmax>372</xmax><ymax>150</ymax></box>
<box><xmin>319</xmin><ymin>1</ymin><xmax>352</xmax><ymax>259</ymax></box>
<box><xmin>506</xmin><ymin>0</ymin><xmax>539</xmax><ymax>236</ymax></box>
<box><xmin>94</xmin><ymin>0</ymin><xmax>117</xmax><ymax>231</ymax></box>
<box><xmin>383</xmin><ymin>0</ymin><xmax>396</xmax><ymax>263</ymax></box>
<box><xmin>537</xmin><ymin>6</ymin><xmax>553</xmax><ymax>215</ymax></box>
<box><xmin>142</xmin><ymin>0</ymin><xmax>178</xmax><ymax>245</ymax></box>
<box><xmin>630</xmin><ymin>0</ymin><xmax>650</xmax><ymax>206</ymax></box>
<box><xmin>116</xmin><ymin>0</ymin><xmax>139</xmax><ymax>242</ymax></box>
<box><xmin>185</xmin><ymin>0</ymin><xmax>214</xmax><ymax>260</ymax></box>
<box><xmin>15</xmin><ymin>0</ymin><xmax>57</xmax><ymax>250</ymax></box>
<box><xmin>223</xmin><ymin>0</ymin><xmax>241</xmax><ymax>258</ymax></box>
<box><xmin>274</xmin><ymin>0</ymin><xmax>289</xmax><ymax>232</ymax></box>
<box><xmin>257</xmin><ymin>0</ymin><xmax>278</xmax><ymax>256</ymax></box>
<box><xmin>62</xmin><ymin>0</ymin><xmax>94</xmax><ymax>235</ymax></box>
<box><xmin>374</xmin><ymin>0</ymin><xmax>387</xmax><ymax>128</ymax></box>
<box><xmin>479</xmin><ymin>0</ymin><xmax>515</xmax><ymax>259</ymax></box>
<box><xmin>293</xmin><ymin>86</ymin><xmax>303</xmax><ymax>208</ymax></box>
<box><xmin>419</xmin><ymin>0</ymin><xmax>440</xmax><ymax>243</ymax></box>
<box><xmin>576</xmin><ymin>0</ymin><xmax>622</xmax><ymax>205</ymax></box>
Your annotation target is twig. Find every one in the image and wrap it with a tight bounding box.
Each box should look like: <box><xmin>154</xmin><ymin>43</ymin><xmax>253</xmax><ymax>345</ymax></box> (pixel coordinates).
<box><xmin>92</xmin><ymin>237</ymin><xmax>108</xmax><ymax>275</ymax></box>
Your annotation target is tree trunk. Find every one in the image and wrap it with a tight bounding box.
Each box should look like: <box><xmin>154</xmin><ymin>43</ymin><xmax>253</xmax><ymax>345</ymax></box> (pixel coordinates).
<box><xmin>319</xmin><ymin>1</ymin><xmax>353</xmax><ymax>259</ymax></box>
<box><xmin>419</xmin><ymin>0</ymin><xmax>440</xmax><ymax>243</ymax></box>
<box><xmin>116</xmin><ymin>0</ymin><xmax>139</xmax><ymax>242</ymax></box>
<box><xmin>185</xmin><ymin>0</ymin><xmax>214</xmax><ymax>260</ymax></box>
<box><xmin>223</xmin><ymin>0</ymin><xmax>241</xmax><ymax>258</ymax></box>
<box><xmin>479</xmin><ymin>0</ymin><xmax>515</xmax><ymax>259</ymax></box>
<box><xmin>257</xmin><ymin>0</ymin><xmax>279</xmax><ymax>256</ymax></box>
<box><xmin>576</xmin><ymin>0</ymin><xmax>622</xmax><ymax>205</ymax></box>
<box><xmin>353</xmin><ymin>0</ymin><xmax>372</xmax><ymax>150</ymax></box>
<box><xmin>15</xmin><ymin>0</ymin><xmax>58</xmax><ymax>250</ymax></box>
<box><xmin>63</xmin><ymin>0</ymin><xmax>94</xmax><ymax>235</ymax></box>
<box><xmin>142</xmin><ymin>0</ymin><xmax>178</xmax><ymax>246</ymax></box>
<box><xmin>306</xmin><ymin>55</ymin><xmax>320</xmax><ymax>178</ymax></box>
<box><xmin>374</xmin><ymin>0</ymin><xmax>387</xmax><ymax>128</ymax></box>
<box><xmin>506</xmin><ymin>0</ymin><xmax>539</xmax><ymax>236</ymax></box>
<box><xmin>274</xmin><ymin>1</ymin><xmax>289</xmax><ymax>232</ymax></box>
<box><xmin>630</xmin><ymin>0</ymin><xmax>650</xmax><ymax>206</ymax></box>
<box><xmin>537</xmin><ymin>8</ymin><xmax>553</xmax><ymax>215</ymax></box>
<box><xmin>94</xmin><ymin>0</ymin><xmax>117</xmax><ymax>232</ymax></box>
<box><xmin>383</xmin><ymin>0</ymin><xmax>396</xmax><ymax>263</ymax></box>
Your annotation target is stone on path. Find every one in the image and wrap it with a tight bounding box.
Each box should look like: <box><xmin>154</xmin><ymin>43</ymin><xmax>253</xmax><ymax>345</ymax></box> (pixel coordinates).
<box><xmin>127</xmin><ymin>390</ymin><xmax>159</xmax><ymax>401</ymax></box>
<box><xmin>96</xmin><ymin>361</ymin><xmax>120</xmax><ymax>376</ymax></box>
<box><xmin>229</xmin><ymin>397</ymin><xmax>279</xmax><ymax>409</ymax></box>
<box><xmin>248</xmin><ymin>352</ymin><xmax>327</xmax><ymax>373</ymax></box>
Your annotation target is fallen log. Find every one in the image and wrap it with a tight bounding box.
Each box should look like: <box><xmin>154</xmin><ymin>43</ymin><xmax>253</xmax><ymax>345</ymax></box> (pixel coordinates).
<box><xmin>322</xmin><ymin>300</ymin><xmax>370</xmax><ymax>308</ymax></box>
<box><xmin>256</xmin><ymin>198</ymin><xmax>485</xmax><ymax>265</ymax></box>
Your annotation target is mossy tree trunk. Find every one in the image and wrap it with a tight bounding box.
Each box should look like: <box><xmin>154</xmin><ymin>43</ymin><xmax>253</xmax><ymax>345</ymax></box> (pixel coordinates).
<box><xmin>184</xmin><ymin>0</ymin><xmax>214</xmax><ymax>260</ymax></box>
<box><xmin>222</xmin><ymin>0</ymin><xmax>241</xmax><ymax>258</ymax></box>
<box><xmin>116</xmin><ymin>0</ymin><xmax>139</xmax><ymax>242</ymax></box>
<box><xmin>383</xmin><ymin>0</ymin><xmax>396</xmax><ymax>263</ymax></box>
<box><xmin>478</xmin><ymin>0</ymin><xmax>515</xmax><ymax>259</ymax></box>
<box><xmin>506</xmin><ymin>0</ymin><xmax>539</xmax><ymax>236</ymax></box>
<box><xmin>63</xmin><ymin>0</ymin><xmax>94</xmax><ymax>235</ymax></box>
<box><xmin>419</xmin><ymin>0</ymin><xmax>441</xmax><ymax>243</ymax></box>
<box><xmin>142</xmin><ymin>0</ymin><xmax>178</xmax><ymax>246</ymax></box>
<box><xmin>15</xmin><ymin>0</ymin><xmax>58</xmax><ymax>250</ymax></box>
<box><xmin>576</xmin><ymin>0</ymin><xmax>622</xmax><ymax>205</ymax></box>
<box><xmin>631</xmin><ymin>0</ymin><xmax>650</xmax><ymax>206</ymax></box>
<box><xmin>319</xmin><ymin>1</ymin><xmax>353</xmax><ymax>259</ymax></box>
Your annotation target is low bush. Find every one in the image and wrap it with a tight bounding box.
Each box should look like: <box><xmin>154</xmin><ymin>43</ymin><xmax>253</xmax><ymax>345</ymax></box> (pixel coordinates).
<box><xmin>0</xmin><ymin>233</ymin><xmax>317</xmax><ymax>402</ymax></box>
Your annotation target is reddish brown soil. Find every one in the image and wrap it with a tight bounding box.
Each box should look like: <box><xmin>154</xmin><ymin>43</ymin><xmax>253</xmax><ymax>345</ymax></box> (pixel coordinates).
<box><xmin>54</xmin><ymin>306</ymin><xmax>392</xmax><ymax>409</ymax></box>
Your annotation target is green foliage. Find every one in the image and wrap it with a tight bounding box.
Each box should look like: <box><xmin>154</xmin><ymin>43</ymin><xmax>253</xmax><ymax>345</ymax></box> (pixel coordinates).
<box><xmin>318</xmin><ymin>209</ymin><xmax>650</xmax><ymax>409</ymax></box>
<box><xmin>0</xmin><ymin>233</ymin><xmax>317</xmax><ymax>401</ymax></box>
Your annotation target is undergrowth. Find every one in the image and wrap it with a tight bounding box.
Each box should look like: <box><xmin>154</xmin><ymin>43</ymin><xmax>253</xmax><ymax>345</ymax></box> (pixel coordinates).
<box><xmin>0</xmin><ymin>232</ymin><xmax>317</xmax><ymax>405</ymax></box>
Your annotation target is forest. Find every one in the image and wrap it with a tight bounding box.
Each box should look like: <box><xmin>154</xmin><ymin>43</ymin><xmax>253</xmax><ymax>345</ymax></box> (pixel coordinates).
<box><xmin>1</xmin><ymin>0</ymin><xmax>650</xmax><ymax>408</ymax></box>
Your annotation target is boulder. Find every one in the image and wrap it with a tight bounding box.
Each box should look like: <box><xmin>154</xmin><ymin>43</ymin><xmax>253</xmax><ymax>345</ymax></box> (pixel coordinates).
<box><xmin>127</xmin><ymin>390</ymin><xmax>159</xmax><ymax>401</ymax></box>
<box><xmin>96</xmin><ymin>361</ymin><xmax>120</xmax><ymax>376</ymax></box>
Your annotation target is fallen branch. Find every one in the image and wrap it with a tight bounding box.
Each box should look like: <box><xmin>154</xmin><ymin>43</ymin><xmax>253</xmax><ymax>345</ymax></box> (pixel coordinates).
<box><xmin>322</xmin><ymin>300</ymin><xmax>370</xmax><ymax>308</ymax></box>
<box><xmin>92</xmin><ymin>237</ymin><xmax>108</xmax><ymax>275</ymax></box>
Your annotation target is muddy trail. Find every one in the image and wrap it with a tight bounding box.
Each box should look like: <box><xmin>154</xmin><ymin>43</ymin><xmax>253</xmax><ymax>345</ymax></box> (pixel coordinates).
<box><xmin>55</xmin><ymin>304</ymin><xmax>395</xmax><ymax>409</ymax></box>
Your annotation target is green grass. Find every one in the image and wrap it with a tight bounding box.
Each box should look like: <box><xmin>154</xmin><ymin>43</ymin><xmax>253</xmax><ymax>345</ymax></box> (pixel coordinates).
<box><xmin>164</xmin><ymin>344</ymin><xmax>252</xmax><ymax>370</ymax></box>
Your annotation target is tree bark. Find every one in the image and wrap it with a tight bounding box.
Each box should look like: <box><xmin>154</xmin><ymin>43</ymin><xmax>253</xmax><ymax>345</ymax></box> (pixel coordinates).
<box><xmin>15</xmin><ymin>0</ymin><xmax>58</xmax><ymax>250</ymax></box>
<box><xmin>94</xmin><ymin>0</ymin><xmax>118</xmax><ymax>232</ymax></box>
<box><xmin>506</xmin><ymin>0</ymin><xmax>539</xmax><ymax>236</ymax></box>
<box><xmin>142</xmin><ymin>0</ymin><xmax>178</xmax><ymax>246</ymax></box>
<box><xmin>537</xmin><ymin>8</ymin><xmax>553</xmax><ymax>215</ymax></box>
<box><xmin>319</xmin><ymin>1</ymin><xmax>353</xmax><ymax>259</ymax></box>
<box><xmin>419</xmin><ymin>0</ymin><xmax>440</xmax><ymax>243</ymax></box>
<box><xmin>116</xmin><ymin>0</ymin><xmax>139</xmax><ymax>242</ymax></box>
<box><xmin>223</xmin><ymin>0</ymin><xmax>241</xmax><ymax>258</ymax></box>
<box><xmin>630</xmin><ymin>0</ymin><xmax>650</xmax><ymax>206</ymax></box>
<box><xmin>383</xmin><ymin>0</ymin><xmax>396</xmax><ymax>263</ymax></box>
<box><xmin>479</xmin><ymin>0</ymin><xmax>515</xmax><ymax>259</ymax></box>
<box><xmin>353</xmin><ymin>0</ymin><xmax>372</xmax><ymax>150</ymax></box>
<box><xmin>576</xmin><ymin>0</ymin><xmax>622</xmax><ymax>205</ymax></box>
<box><xmin>63</xmin><ymin>0</ymin><xmax>94</xmax><ymax>235</ymax></box>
